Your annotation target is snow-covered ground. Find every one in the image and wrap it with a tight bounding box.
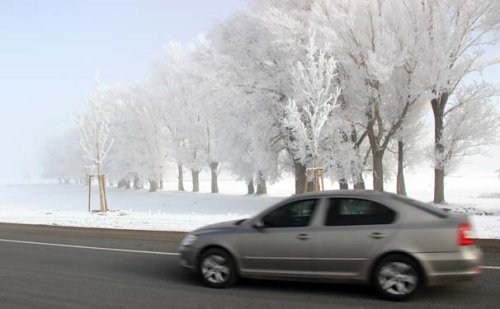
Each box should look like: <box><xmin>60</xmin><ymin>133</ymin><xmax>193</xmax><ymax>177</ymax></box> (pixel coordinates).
<box><xmin>0</xmin><ymin>173</ymin><xmax>499</xmax><ymax>238</ymax></box>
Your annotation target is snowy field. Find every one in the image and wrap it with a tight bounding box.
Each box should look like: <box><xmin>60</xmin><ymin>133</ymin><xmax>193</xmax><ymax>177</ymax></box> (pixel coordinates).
<box><xmin>0</xmin><ymin>172</ymin><xmax>499</xmax><ymax>238</ymax></box>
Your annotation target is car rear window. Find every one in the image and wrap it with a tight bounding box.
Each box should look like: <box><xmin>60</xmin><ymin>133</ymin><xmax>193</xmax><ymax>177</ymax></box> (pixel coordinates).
<box><xmin>325</xmin><ymin>198</ymin><xmax>396</xmax><ymax>226</ymax></box>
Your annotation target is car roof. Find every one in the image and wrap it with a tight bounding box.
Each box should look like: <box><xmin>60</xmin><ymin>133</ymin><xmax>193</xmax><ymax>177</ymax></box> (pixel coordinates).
<box><xmin>292</xmin><ymin>190</ymin><xmax>396</xmax><ymax>199</ymax></box>
<box><xmin>290</xmin><ymin>190</ymin><xmax>448</xmax><ymax>218</ymax></box>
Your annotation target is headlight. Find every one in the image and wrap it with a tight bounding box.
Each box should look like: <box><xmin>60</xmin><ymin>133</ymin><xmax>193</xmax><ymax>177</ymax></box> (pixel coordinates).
<box><xmin>180</xmin><ymin>234</ymin><xmax>198</xmax><ymax>247</ymax></box>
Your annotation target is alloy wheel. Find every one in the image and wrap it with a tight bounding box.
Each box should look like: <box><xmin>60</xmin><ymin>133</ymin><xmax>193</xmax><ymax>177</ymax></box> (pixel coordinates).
<box><xmin>377</xmin><ymin>261</ymin><xmax>418</xmax><ymax>296</ymax></box>
<box><xmin>201</xmin><ymin>254</ymin><xmax>231</xmax><ymax>284</ymax></box>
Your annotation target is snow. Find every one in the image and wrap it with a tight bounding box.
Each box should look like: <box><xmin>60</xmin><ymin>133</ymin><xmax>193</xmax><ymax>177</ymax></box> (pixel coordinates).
<box><xmin>0</xmin><ymin>175</ymin><xmax>499</xmax><ymax>238</ymax></box>
<box><xmin>0</xmin><ymin>179</ymin><xmax>281</xmax><ymax>232</ymax></box>
<box><xmin>0</xmin><ymin>208</ymin><xmax>249</xmax><ymax>232</ymax></box>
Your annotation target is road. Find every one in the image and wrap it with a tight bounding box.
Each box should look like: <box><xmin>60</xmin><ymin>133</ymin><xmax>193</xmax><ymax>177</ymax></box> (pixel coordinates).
<box><xmin>0</xmin><ymin>223</ymin><xmax>499</xmax><ymax>309</ymax></box>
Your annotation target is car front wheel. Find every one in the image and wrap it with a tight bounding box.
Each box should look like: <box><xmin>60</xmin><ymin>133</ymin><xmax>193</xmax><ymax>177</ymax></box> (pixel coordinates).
<box><xmin>198</xmin><ymin>248</ymin><xmax>237</xmax><ymax>288</ymax></box>
<box><xmin>373</xmin><ymin>254</ymin><xmax>420</xmax><ymax>301</ymax></box>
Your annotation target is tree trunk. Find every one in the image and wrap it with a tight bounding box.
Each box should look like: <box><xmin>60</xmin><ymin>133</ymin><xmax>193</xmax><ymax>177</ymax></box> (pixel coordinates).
<box><xmin>396</xmin><ymin>140</ymin><xmax>407</xmax><ymax>196</ymax></box>
<box><xmin>117</xmin><ymin>178</ymin><xmax>131</xmax><ymax>189</ymax></box>
<box><xmin>294</xmin><ymin>161</ymin><xmax>313</xmax><ymax>193</ymax></box>
<box><xmin>133</xmin><ymin>176</ymin><xmax>141</xmax><ymax>190</ymax></box>
<box><xmin>353</xmin><ymin>179</ymin><xmax>365</xmax><ymax>189</ymax></box>
<box><xmin>247</xmin><ymin>179</ymin><xmax>255</xmax><ymax>195</ymax></box>
<box><xmin>177</xmin><ymin>163</ymin><xmax>185</xmax><ymax>191</ymax></box>
<box><xmin>431</xmin><ymin>94</ymin><xmax>448</xmax><ymax>204</ymax></box>
<box><xmin>367</xmin><ymin>120</ymin><xmax>384</xmax><ymax>192</ymax></box>
<box><xmin>256</xmin><ymin>171</ymin><xmax>267</xmax><ymax>195</ymax></box>
<box><xmin>434</xmin><ymin>168</ymin><xmax>445</xmax><ymax>204</ymax></box>
<box><xmin>97</xmin><ymin>175</ymin><xmax>108</xmax><ymax>212</ymax></box>
<box><xmin>101</xmin><ymin>175</ymin><xmax>109</xmax><ymax>211</ymax></box>
<box><xmin>98</xmin><ymin>176</ymin><xmax>105</xmax><ymax>212</ymax></box>
<box><xmin>209</xmin><ymin>162</ymin><xmax>219</xmax><ymax>193</ymax></box>
<box><xmin>148</xmin><ymin>179</ymin><xmax>158</xmax><ymax>192</ymax></box>
<box><xmin>353</xmin><ymin>170</ymin><xmax>366</xmax><ymax>189</ymax></box>
<box><xmin>294</xmin><ymin>161</ymin><xmax>305</xmax><ymax>194</ymax></box>
<box><xmin>159</xmin><ymin>178</ymin><xmax>164</xmax><ymax>190</ymax></box>
<box><xmin>339</xmin><ymin>178</ymin><xmax>349</xmax><ymax>190</ymax></box>
<box><xmin>372</xmin><ymin>149</ymin><xmax>384</xmax><ymax>191</ymax></box>
<box><xmin>256</xmin><ymin>181</ymin><xmax>267</xmax><ymax>195</ymax></box>
<box><xmin>191</xmin><ymin>169</ymin><xmax>200</xmax><ymax>192</ymax></box>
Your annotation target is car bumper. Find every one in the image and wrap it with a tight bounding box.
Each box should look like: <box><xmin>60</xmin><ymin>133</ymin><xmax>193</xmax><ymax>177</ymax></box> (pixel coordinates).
<box><xmin>415</xmin><ymin>245</ymin><xmax>482</xmax><ymax>286</ymax></box>
<box><xmin>178</xmin><ymin>245</ymin><xmax>197</xmax><ymax>272</ymax></box>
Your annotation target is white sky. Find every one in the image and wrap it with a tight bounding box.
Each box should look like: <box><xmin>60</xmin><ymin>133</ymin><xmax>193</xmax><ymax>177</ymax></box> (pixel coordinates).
<box><xmin>0</xmin><ymin>0</ymin><xmax>246</xmax><ymax>180</ymax></box>
<box><xmin>0</xmin><ymin>0</ymin><xmax>498</xmax><ymax>181</ymax></box>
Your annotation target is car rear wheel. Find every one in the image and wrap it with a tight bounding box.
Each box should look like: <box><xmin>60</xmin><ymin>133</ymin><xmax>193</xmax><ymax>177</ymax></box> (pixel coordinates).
<box><xmin>199</xmin><ymin>248</ymin><xmax>237</xmax><ymax>288</ymax></box>
<box><xmin>373</xmin><ymin>254</ymin><xmax>420</xmax><ymax>301</ymax></box>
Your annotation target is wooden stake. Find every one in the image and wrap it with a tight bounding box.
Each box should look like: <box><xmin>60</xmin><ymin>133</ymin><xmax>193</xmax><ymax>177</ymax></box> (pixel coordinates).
<box><xmin>88</xmin><ymin>175</ymin><xmax>92</xmax><ymax>213</ymax></box>
<box><xmin>102</xmin><ymin>175</ymin><xmax>108</xmax><ymax>211</ymax></box>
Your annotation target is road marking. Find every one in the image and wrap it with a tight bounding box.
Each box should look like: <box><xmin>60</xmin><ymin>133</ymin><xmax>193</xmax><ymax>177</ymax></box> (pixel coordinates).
<box><xmin>0</xmin><ymin>238</ymin><xmax>180</xmax><ymax>256</ymax></box>
<box><xmin>482</xmin><ymin>266</ymin><xmax>500</xmax><ymax>270</ymax></box>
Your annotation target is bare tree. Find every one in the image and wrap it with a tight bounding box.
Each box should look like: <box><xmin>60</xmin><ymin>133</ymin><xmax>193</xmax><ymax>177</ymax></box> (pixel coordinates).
<box><xmin>75</xmin><ymin>77</ymin><xmax>114</xmax><ymax>212</ymax></box>
<box><xmin>433</xmin><ymin>82</ymin><xmax>499</xmax><ymax>184</ymax></box>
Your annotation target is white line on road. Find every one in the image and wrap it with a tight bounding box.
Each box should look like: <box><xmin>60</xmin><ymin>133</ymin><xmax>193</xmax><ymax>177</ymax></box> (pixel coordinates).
<box><xmin>482</xmin><ymin>266</ymin><xmax>500</xmax><ymax>270</ymax></box>
<box><xmin>0</xmin><ymin>238</ymin><xmax>180</xmax><ymax>256</ymax></box>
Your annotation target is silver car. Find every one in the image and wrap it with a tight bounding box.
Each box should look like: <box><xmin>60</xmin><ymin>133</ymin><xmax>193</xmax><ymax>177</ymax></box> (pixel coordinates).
<box><xmin>178</xmin><ymin>190</ymin><xmax>482</xmax><ymax>300</ymax></box>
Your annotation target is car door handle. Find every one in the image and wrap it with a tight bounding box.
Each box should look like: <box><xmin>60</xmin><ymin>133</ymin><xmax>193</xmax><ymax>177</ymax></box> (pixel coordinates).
<box><xmin>371</xmin><ymin>232</ymin><xmax>386</xmax><ymax>239</ymax></box>
<box><xmin>297</xmin><ymin>233</ymin><xmax>310</xmax><ymax>240</ymax></box>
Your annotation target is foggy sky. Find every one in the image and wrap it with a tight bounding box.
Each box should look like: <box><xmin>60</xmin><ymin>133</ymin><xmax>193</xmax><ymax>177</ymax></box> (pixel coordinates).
<box><xmin>0</xmin><ymin>0</ymin><xmax>245</xmax><ymax>181</ymax></box>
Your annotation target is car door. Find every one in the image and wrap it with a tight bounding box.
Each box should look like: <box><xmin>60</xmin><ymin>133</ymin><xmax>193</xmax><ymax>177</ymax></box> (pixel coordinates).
<box><xmin>239</xmin><ymin>198</ymin><xmax>320</xmax><ymax>276</ymax></box>
<box><xmin>311</xmin><ymin>198</ymin><xmax>397</xmax><ymax>278</ymax></box>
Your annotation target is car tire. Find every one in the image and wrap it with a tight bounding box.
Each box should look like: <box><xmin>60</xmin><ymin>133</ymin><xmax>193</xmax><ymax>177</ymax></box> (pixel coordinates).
<box><xmin>198</xmin><ymin>248</ymin><xmax>238</xmax><ymax>288</ymax></box>
<box><xmin>373</xmin><ymin>254</ymin><xmax>421</xmax><ymax>301</ymax></box>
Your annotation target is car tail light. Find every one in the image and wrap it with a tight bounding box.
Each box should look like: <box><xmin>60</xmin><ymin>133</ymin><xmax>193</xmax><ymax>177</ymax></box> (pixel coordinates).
<box><xmin>458</xmin><ymin>222</ymin><xmax>476</xmax><ymax>246</ymax></box>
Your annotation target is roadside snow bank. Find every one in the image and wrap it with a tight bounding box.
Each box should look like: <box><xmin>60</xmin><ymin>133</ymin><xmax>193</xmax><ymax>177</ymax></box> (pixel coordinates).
<box><xmin>0</xmin><ymin>208</ymin><xmax>249</xmax><ymax>232</ymax></box>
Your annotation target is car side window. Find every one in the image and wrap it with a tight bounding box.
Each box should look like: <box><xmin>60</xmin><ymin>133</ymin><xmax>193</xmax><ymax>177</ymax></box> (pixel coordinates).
<box><xmin>325</xmin><ymin>198</ymin><xmax>395</xmax><ymax>226</ymax></box>
<box><xmin>262</xmin><ymin>199</ymin><xmax>317</xmax><ymax>228</ymax></box>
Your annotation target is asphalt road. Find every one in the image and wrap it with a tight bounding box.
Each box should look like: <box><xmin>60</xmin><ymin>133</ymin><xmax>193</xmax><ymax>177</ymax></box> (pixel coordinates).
<box><xmin>0</xmin><ymin>223</ymin><xmax>499</xmax><ymax>309</ymax></box>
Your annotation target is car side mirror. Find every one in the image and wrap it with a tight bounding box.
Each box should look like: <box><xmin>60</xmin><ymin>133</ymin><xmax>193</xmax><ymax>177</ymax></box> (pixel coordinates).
<box><xmin>252</xmin><ymin>220</ymin><xmax>264</xmax><ymax>230</ymax></box>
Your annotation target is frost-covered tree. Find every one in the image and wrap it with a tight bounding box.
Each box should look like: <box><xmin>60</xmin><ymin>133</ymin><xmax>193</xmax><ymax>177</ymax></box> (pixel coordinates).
<box><xmin>210</xmin><ymin>1</ymin><xmax>344</xmax><ymax>193</ymax></box>
<box><xmin>199</xmin><ymin>25</ymin><xmax>284</xmax><ymax>193</ymax></box>
<box><xmin>150</xmin><ymin>43</ymin><xmax>193</xmax><ymax>191</ymax></box>
<box><xmin>310</xmin><ymin>0</ymin><xmax>431</xmax><ymax>191</ymax></box>
<box><xmin>433</xmin><ymin>82</ymin><xmax>499</xmax><ymax>177</ymax></box>
<box><xmin>218</xmin><ymin>89</ymin><xmax>281</xmax><ymax>194</ymax></box>
<box><xmin>103</xmin><ymin>83</ymin><xmax>168</xmax><ymax>192</ymax></box>
<box><xmin>284</xmin><ymin>33</ymin><xmax>342</xmax><ymax>172</ymax></box>
<box><xmin>190</xmin><ymin>39</ymin><xmax>229</xmax><ymax>193</ymax></box>
<box><xmin>75</xmin><ymin>77</ymin><xmax>114</xmax><ymax>211</ymax></box>
<box><xmin>105</xmin><ymin>85</ymin><xmax>139</xmax><ymax>189</ymax></box>
<box><xmin>416</xmin><ymin>0</ymin><xmax>500</xmax><ymax>203</ymax></box>
<box><xmin>132</xmin><ymin>84</ymin><xmax>170</xmax><ymax>192</ymax></box>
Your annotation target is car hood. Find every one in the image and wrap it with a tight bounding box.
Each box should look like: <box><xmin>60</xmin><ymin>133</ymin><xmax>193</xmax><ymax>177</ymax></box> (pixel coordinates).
<box><xmin>194</xmin><ymin>219</ymin><xmax>245</xmax><ymax>234</ymax></box>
